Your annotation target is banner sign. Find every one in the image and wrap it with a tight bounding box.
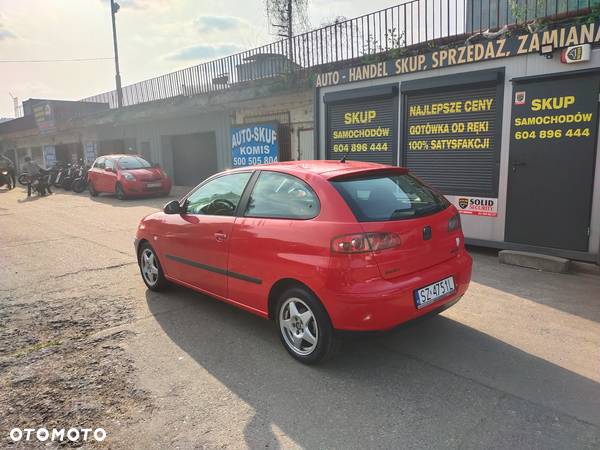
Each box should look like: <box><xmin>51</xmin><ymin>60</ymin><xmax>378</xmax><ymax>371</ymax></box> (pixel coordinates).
<box><xmin>84</xmin><ymin>142</ymin><xmax>98</xmax><ymax>166</ymax></box>
<box><xmin>446</xmin><ymin>195</ymin><xmax>498</xmax><ymax>217</ymax></box>
<box><xmin>42</xmin><ymin>145</ymin><xmax>56</xmax><ymax>169</ymax></box>
<box><xmin>314</xmin><ymin>21</ymin><xmax>600</xmax><ymax>88</ymax></box>
<box><xmin>327</xmin><ymin>96</ymin><xmax>396</xmax><ymax>165</ymax></box>
<box><xmin>230</xmin><ymin>123</ymin><xmax>279</xmax><ymax>168</ymax></box>
<box><xmin>33</xmin><ymin>102</ymin><xmax>55</xmax><ymax>134</ymax></box>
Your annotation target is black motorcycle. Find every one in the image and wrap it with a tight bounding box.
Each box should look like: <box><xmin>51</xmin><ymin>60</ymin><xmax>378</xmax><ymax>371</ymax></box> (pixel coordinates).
<box><xmin>71</xmin><ymin>164</ymin><xmax>90</xmax><ymax>193</ymax></box>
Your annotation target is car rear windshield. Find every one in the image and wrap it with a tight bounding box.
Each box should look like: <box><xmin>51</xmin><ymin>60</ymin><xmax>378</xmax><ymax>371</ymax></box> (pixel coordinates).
<box><xmin>331</xmin><ymin>172</ymin><xmax>449</xmax><ymax>222</ymax></box>
<box><xmin>118</xmin><ymin>156</ymin><xmax>151</xmax><ymax>170</ymax></box>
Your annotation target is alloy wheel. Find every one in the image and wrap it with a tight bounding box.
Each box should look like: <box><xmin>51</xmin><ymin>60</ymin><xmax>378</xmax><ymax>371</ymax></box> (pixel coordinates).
<box><xmin>140</xmin><ymin>248</ymin><xmax>159</xmax><ymax>286</ymax></box>
<box><xmin>279</xmin><ymin>297</ymin><xmax>319</xmax><ymax>356</ymax></box>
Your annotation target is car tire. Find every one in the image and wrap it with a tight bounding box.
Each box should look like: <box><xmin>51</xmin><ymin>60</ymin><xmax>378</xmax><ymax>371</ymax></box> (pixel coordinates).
<box><xmin>138</xmin><ymin>242</ymin><xmax>169</xmax><ymax>291</ymax></box>
<box><xmin>275</xmin><ymin>287</ymin><xmax>338</xmax><ymax>364</ymax></box>
<box><xmin>88</xmin><ymin>181</ymin><xmax>98</xmax><ymax>197</ymax></box>
<box><xmin>115</xmin><ymin>183</ymin><xmax>126</xmax><ymax>200</ymax></box>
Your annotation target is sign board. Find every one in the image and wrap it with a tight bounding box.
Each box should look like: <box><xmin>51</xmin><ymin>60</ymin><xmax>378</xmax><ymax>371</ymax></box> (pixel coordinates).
<box><xmin>84</xmin><ymin>142</ymin><xmax>97</xmax><ymax>166</ymax></box>
<box><xmin>314</xmin><ymin>21</ymin><xmax>600</xmax><ymax>88</ymax></box>
<box><xmin>33</xmin><ymin>102</ymin><xmax>55</xmax><ymax>134</ymax></box>
<box><xmin>326</xmin><ymin>96</ymin><xmax>397</xmax><ymax>165</ymax></box>
<box><xmin>42</xmin><ymin>145</ymin><xmax>56</xmax><ymax>169</ymax></box>
<box><xmin>230</xmin><ymin>123</ymin><xmax>279</xmax><ymax>168</ymax></box>
<box><xmin>446</xmin><ymin>195</ymin><xmax>498</xmax><ymax>217</ymax></box>
<box><xmin>404</xmin><ymin>83</ymin><xmax>501</xmax><ymax>197</ymax></box>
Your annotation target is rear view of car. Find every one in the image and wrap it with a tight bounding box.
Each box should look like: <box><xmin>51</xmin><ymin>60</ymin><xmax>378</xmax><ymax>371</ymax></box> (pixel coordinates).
<box><xmin>322</xmin><ymin>168</ymin><xmax>472</xmax><ymax>333</ymax></box>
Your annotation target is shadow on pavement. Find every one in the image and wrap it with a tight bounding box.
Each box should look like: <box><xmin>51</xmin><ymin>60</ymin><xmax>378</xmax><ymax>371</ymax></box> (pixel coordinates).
<box><xmin>145</xmin><ymin>286</ymin><xmax>600</xmax><ymax>449</ymax></box>
<box><xmin>467</xmin><ymin>246</ymin><xmax>600</xmax><ymax>323</ymax></box>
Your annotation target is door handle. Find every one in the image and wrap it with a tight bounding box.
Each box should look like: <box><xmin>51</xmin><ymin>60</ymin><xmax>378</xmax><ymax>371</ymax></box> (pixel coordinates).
<box><xmin>214</xmin><ymin>232</ymin><xmax>227</xmax><ymax>242</ymax></box>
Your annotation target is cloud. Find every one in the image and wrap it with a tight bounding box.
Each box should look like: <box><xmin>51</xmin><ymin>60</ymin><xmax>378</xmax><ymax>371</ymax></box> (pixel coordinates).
<box><xmin>0</xmin><ymin>28</ymin><xmax>15</xmax><ymax>40</ymax></box>
<box><xmin>195</xmin><ymin>15</ymin><xmax>248</xmax><ymax>33</ymax></box>
<box><xmin>166</xmin><ymin>43</ymin><xmax>245</xmax><ymax>61</ymax></box>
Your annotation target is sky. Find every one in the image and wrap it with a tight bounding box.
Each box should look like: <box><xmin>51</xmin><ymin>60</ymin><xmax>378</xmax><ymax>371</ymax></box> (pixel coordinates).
<box><xmin>0</xmin><ymin>0</ymin><xmax>395</xmax><ymax>118</ymax></box>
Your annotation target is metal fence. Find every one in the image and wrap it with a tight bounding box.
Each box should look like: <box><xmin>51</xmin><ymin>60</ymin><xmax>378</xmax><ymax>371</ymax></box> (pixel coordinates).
<box><xmin>81</xmin><ymin>0</ymin><xmax>595</xmax><ymax>109</ymax></box>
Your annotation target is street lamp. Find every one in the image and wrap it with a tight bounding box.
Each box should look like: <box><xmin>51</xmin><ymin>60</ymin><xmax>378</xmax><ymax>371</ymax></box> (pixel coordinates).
<box><xmin>110</xmin><ymin>0</ymin><xmax>123</xmax><ymax>108</ymax></box>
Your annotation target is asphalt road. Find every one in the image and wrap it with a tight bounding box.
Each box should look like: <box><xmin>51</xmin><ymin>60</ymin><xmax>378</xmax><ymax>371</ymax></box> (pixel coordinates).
<box><xmin>1</xmin><ymin>186</ymin><xmax>599</xmax><ymax>449</ymax></box>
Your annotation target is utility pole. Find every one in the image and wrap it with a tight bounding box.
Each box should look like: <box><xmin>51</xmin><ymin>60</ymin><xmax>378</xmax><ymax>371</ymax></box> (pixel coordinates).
<box><xmin>110</xmin><ymin>0</ymin><xmax>123</xmax><ymax>108</ymax></box>
<box><xmin>287</xmin><ymin>0</ymin><xmax>293</xmax><ymax>63</ymax></box>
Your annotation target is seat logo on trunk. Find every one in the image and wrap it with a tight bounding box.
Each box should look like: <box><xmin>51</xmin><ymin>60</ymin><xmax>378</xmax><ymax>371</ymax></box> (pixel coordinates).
<box><xmin>423</xmin><ymin>226</ymin><xmax>432</xmax><ymax>240</ymax></box>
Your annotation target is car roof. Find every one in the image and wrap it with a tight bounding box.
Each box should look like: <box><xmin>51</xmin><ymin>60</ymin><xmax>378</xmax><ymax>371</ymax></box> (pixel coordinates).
<box><xmin>98</xmin><ymin>154</ymin><xmax>141</xmax><ymax>159</ymax></box>
<box><xmin>228</xmin><ymin>160</ymin><xmax>408</xmax><ymax>180</ymax></box>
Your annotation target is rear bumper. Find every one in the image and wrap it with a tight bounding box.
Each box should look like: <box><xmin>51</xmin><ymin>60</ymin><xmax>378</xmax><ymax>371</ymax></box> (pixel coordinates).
<box><xmin>322</xmin><ymin>251</ymin><xmax>472</xmax><ymax>331</ymax></box>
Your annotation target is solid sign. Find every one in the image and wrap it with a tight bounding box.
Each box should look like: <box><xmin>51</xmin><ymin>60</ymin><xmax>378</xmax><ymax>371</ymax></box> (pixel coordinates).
<box><xmin>230</xmin><ymin>123</ymin><xmax>279</xmax><ymax>168</ymax></box>
<box><xmin>447</xmin><ymin>195</ymin><xmax>498</xmax><ymax>217</ymax></box>
<box><xmin>314</xmin><ymin>21</ymin><xmax>600</xmax><ymax>87</ymax></box>
<box><xmin>560</xmin><ymin>44</ymin><xmax>591</xmax><ymax>64</ymax></box>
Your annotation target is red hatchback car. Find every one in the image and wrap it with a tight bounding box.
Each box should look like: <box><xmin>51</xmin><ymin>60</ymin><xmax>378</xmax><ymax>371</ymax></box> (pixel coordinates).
<box><xmin>88</xmin><ymin>154</ymin><xmax>171</xmax><ymax>199</ymax></box>
<box><xmin>135</xmin><ymin>161</ymin><xmax>472</xmax><ymax>363</ymax></box>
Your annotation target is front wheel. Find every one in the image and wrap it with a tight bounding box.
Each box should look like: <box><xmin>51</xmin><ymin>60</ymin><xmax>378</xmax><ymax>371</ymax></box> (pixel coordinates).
<box><xmin>276</xmin><ymin>287</ymin><xmax>338</xmax><ymax>364</ymax></box>
<box><xmin>138</xmin><ymin>243</ymin><xmax>169</xmax><ymax>291</ymax></box>
<box><xmin>88</xmin><ymin>181</ymin><xmax>98</xmax><ymax>197</ymax></box>
<box><xmin>72</xmin><ymin>178</ymin><xmax>86</xmax><ymax>193</ymax></box>
<box><xmin>18</xmin><ymin>174</ymin><xmax>29</xmax><ymax>186</ymax></box>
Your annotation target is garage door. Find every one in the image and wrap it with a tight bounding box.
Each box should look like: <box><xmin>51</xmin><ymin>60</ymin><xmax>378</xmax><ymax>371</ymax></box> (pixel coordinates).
<box><xmin>325</xmin><ymin>85</ymin><xmax>398</xmax><ymax>165</ymax></box>
<box><xmin>171</xmin><ymin>132</ymin><xmax>218</xmax><ymax>186</ymax></box>
<box><xmin>403</xmin><ymin>82</ymin><xmax>502</xmax><ymax>197</ymax></box>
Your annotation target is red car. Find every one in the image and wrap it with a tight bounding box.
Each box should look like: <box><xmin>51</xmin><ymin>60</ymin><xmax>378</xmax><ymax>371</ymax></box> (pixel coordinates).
<box><xmin>135</xmin><ymin>161</ymin><xmax>472</xmax><ymax>363</ymax></box>
<box><xmin>88</xmin><ymin>154</ymin><xmax>171</xmax><ymax>199</ymax></box>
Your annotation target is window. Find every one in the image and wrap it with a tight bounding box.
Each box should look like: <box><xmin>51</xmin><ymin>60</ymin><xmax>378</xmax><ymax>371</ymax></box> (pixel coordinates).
<box><xmin>185</xmin><ymin>172</ymin><xmax>251</xmax><ymax>216</ymax></box>
<box><xmin>104</xmin><ymin>159</ymin><xmax>115</xmax><ymax>171</ymax></box>
<box><xmin>331</xmin><ymin>172</ymin><xmax>449</xmax><ymax>222</ymax></box>
<box><xmin>118</xmin><ymin>156</ymin><xmax>151</xmax><ymax>170</ymax></box>
<box><xmin>245</xmin><ymin>171</ymin><xmax>320</xmax><ymax>219</ymax></box>
<box><xmin>94</xmin><ymin>157</ymin><xmax>105</xmax><ymax>170</ymax></box>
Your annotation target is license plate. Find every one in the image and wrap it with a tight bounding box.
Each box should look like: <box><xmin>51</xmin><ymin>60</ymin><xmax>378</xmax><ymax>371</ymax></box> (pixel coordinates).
<box><xmin>146</xmin><ymin>182</ymin><xmax>162</xmax><ymax>188</ymax></box>
<box><xmin>414</xmin><ymin>276</ymin><xmax>455</xmax><ymax>309</ymax></box>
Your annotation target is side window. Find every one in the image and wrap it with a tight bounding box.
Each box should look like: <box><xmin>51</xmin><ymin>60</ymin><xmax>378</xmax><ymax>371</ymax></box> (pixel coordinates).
<box><xmin>104</xmin><ymin>159</ymin><xmax>115</xmax><ymax>171</ymax></box>
<box><xmin>185</xmin><ymin>172</ymin><xmax>252</xmax><ymax>216</ymax></box>
<box><xmin>245</xmin><ymin>171</ymin><xmax>320</xmax><ymax>219</ymax></box>
<box><xmin>94</xmin><ymin>157</ymin><xmax>105</xmax><ymax>170</ymax></box>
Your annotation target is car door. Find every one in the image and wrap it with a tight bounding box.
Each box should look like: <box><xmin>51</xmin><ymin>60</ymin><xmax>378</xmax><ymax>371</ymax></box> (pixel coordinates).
<box><xmin>89</xmin><ymin>157</ymin><xmax>105</xmax><ymax>191</ymax></box>
<box><xmin>102</xmin><ymin>158</ymin><xmax>118</xmax><ymax>193</ymax></box>
<box><xmin>159</xmin><ymin>171</ymin><xmax>253</xmax><ymax>299</ymax></box>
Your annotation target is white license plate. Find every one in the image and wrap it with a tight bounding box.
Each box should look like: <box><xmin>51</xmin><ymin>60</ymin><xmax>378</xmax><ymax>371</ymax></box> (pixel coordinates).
<box><xmin>146</xmin><ymin>182</ymin><xmax>162</xmax><ymax>188</ymax></box>
<box><xmin>414</xmin><ymin>276</ymin><xmax>455</xmax><ymax>309</ymax></box>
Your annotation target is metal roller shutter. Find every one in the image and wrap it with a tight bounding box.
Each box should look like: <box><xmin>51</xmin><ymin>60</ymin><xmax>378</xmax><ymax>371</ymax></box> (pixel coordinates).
<box><xmin>404</xmin><ymin>85</ymin><xmax>501</xmax><ymax>197</ymax></box>
<box><xmin>326</xmin><ymin>96</ymin><xmax>397</xmax><ymax>165</ymax></box>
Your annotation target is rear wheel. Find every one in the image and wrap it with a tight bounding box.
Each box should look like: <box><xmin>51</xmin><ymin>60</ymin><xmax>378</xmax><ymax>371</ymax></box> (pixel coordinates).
<box><xmin>72</xmin><ymin>178</ymin><xmax>86</xmax><ymax>193</ymax></box>
<box><xmin>115</xmin><ymin>183</ymin><xmax>126</xmax><ymax>200</ymax></box>
<box><xmin>276</xmin><ymin>287</ymin><xmax>338</xmax><ymax>364</ymax></box>
<box><xmin>138</xmin><ymin>242</ymin><xmax>169</xmax><ymax>291</ymax></box>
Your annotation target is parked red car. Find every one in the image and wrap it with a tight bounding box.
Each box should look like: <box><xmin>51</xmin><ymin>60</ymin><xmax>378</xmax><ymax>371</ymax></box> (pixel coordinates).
<box><xmin>88</xmin><ymin>154</ymin><xmax>171</xmax><ymax>199</ymax></box>
<box><xmin>135</xmin><ymin>160</ymin><xmax>472</xmax><ymax>363</ymax></box>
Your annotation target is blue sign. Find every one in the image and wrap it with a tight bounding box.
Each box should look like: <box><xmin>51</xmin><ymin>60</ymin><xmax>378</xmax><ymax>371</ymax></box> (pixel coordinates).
<box><xmin>230</xmin><ymin>123</ymin><xmax>279</xmax><ymax>168</ymax></box>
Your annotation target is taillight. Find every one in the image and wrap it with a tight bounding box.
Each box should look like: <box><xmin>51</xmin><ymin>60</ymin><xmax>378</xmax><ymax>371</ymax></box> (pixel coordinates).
<box><xmin>448</xmin><ymin>213</ymin><xmax>461</xmax><ymax>232</ymax></box>
<box><xmin>331</xmin><ymin>232</ymin><xmax>401</xmax><ymax>253</ymax></box>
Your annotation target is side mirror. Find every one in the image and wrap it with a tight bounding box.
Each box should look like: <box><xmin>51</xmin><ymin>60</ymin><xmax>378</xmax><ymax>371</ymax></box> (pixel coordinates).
<box><xmin>164</xmin><ymin>200</ymin><xmax>182</xmax><ymax>214</ymax></box>
<box><xmin>105</xmin><ymin>167</ymin><xmax>113</xmax><ymax>173</ymax></box>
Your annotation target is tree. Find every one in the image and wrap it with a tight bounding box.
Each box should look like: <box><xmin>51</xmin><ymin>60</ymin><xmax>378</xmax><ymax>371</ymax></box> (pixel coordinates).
<box><xmin>264</xmin><ymin>0</ymin><xmax>310</xmax><ymax>62</ymax></box>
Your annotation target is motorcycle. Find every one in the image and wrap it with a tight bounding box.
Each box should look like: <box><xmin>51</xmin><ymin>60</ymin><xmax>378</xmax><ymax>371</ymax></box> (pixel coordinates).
<box><xmin>71</xmin><ymin>164</ymin><xmax>90</xmax><ymax>193</ymax></box>
<box><xmin>0</xmin><ymin>169</ymin><xmax>11</xmax><ymax>189</ymax></box>
<box><xmin>25</xmin><ymin>171</ymin><xmax>52</xmax><ymax>197</ymax></box>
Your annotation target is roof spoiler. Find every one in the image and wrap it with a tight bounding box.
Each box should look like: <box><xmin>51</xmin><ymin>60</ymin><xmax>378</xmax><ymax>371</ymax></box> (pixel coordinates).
<box><xmin>328</xmin><ymin>167</ymin><xmax>409</xmax><ymax>181</ymax></box>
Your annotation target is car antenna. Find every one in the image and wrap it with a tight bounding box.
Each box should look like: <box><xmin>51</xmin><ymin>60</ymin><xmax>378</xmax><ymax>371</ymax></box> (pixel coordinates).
<box><xmin>340</xmin><ymin>154</ymin><xmax>347</xmax><ymax>163</ymax></box>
